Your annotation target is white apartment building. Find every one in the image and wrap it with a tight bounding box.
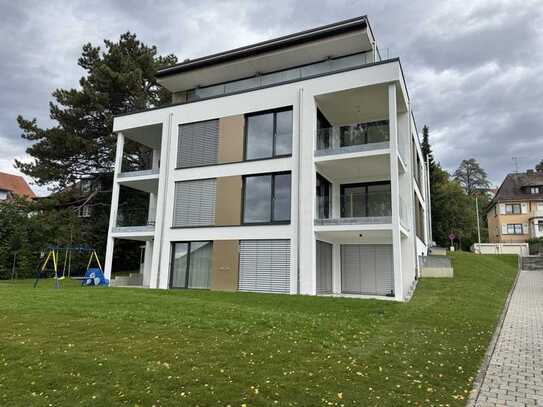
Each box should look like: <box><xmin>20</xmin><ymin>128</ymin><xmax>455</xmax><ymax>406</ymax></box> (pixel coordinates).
<box><xmin>104</xmin><ymin>15</ymin><xmax>431</xmax><ymax>301</ymax></box>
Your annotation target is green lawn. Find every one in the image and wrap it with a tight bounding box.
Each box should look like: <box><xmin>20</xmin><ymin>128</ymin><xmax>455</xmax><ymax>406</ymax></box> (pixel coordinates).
<box><xmin>0</xmin><ymin>252</ymin><xmax>517</xmax><ymax>406</ymax></box>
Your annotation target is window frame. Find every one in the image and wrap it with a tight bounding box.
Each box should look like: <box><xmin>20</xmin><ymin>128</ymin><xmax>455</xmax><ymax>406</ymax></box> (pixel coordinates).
<box><xmin>244</xmin><ymin>107</ymin><xmax>293</xmax><ymax>161</ymax></box>
<box><xmin>506</xmin><ymin>223</ymin><xmax>524</xmax><ymax>235</ymax></box>
<box><xmin>505</xmin><ymin>203</ymin><xmax>521</xmax><ymax>214</ymax></box>
<box><xmin>169</xmin><ymin>241</ymin><xmax>213</xmax><ymax>289</ymax></box>
<box><xmin>340</xmin><ymin>180</ymin><xmax>392</xmax><ymax>218</ymax></box>
<box><xmin>78</xmin><ymin>205</ymin><xmax>91</xmax><ymax>218</ymax></box>
<box><xmin>241</xmin><ymin>171</ymin><xmax>292</xmax><ymax>225</ymax></box>
<box><xmin>316</xmin><ymin>173</ymin><xmax>332</xmax><ymax>219</ymax></box>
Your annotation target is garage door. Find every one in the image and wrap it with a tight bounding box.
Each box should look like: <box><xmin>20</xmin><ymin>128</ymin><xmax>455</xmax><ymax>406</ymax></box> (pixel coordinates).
<box><xmin>316</xmin><ymin>241</ymin><xmax>332</xmax><ymax>294</ymax></box>
<box><xmin>341</xmin><ymin>244</ymin><xmax>393</xmax><ymax>296</ymax></box>
<box><xmin>239</xmin><ymin>240</ymin><xmax>290</xmax><ymax>293</ymax></box>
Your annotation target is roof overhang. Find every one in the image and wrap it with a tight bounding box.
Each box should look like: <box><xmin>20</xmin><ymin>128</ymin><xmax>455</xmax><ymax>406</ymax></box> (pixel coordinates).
<box><xmin>157</xmin><ymin>16</ymin><xmax>374</xmax><ymax>93</ymax></box>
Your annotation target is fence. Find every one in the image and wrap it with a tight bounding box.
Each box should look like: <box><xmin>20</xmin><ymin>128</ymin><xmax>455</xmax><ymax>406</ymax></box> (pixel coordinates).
<box><xmin>471</xmin><ymin>243</ymin><xmax>529</xmax><ymax>256</ymax></box>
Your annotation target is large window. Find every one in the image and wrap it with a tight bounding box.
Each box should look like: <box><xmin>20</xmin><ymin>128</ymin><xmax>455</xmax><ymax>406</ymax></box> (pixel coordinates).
<box><xmin>341</xmin><ymin>182</ymin><xmax>391</xmax><ymax>218</ymax></box>
<box><xmin>316</xmin><ymin>174</ymin><xmax>331</xmax><ymax>219</ymax></box>
<box><xmin>170</xmin><ymin>241</ymin><xmax>213</xmax><ymax>289</ymax></box>
<box><xmin>245</xmin><ymin>108</ymin><xmax>292</xmax><ymax>160</ymax></box>
<box><xmin>339</xmin><ymin>120</ymin><xmax>389</xmax><ymax>147</ymax></box>
<box><xmin>243</xmin><ymin>172</ymin><xmax>291</xmax><ymax>224</ymax></box>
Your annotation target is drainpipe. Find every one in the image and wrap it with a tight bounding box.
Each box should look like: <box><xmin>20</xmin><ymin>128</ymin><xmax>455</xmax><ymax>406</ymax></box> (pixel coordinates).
<box><xmin>296</xmin><ymin>87</ymin><xmax>304</xmax><ymax>294</ymax></box>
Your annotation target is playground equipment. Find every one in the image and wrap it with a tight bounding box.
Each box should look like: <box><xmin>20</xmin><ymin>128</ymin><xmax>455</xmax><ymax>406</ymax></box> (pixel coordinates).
<box><xmin>33</xmin><ymin>244</ymin><xmax>107</xmax><ymax>288</ymax></box>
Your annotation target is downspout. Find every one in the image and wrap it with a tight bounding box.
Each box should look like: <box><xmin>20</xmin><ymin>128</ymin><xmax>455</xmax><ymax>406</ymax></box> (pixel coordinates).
<box><xmin>426</xmin><ymin>153</ymin><xmax>433</xmax><ymax>246</ymax></box>
<box><xmin>297</xmin><ymin>87</ymin><xmax>304</xmax><ymax>294</ymax></box>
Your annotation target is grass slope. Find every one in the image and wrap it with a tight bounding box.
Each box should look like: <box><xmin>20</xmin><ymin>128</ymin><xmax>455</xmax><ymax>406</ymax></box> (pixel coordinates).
<box><xmin>0</xmin><ymin>252</ymin><xmax>517</xmax><ymax>406</ymax></box>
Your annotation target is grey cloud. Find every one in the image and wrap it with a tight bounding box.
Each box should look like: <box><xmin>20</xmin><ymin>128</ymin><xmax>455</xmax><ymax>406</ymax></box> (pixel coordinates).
<box><xmin>0</xmin><ymin>0</ymin><xmax>542</xmax><ymax>195</ymax></box>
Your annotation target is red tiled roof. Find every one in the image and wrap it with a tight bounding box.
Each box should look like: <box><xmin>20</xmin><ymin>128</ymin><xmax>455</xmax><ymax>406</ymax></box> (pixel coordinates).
<box><xmin>0</xmin><ymin>172</ymin><xmax>36</xmax><ymax>198</ymax></box>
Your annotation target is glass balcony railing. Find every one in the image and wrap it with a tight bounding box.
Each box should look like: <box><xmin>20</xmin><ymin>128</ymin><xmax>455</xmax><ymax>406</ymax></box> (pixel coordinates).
<box><xmin>186</xmin><ymin>51</ymin><xmax>374</xmax><ymax>102</ymax></box>
<box><xmin>116</xmin><ymin>207</ymin><xmax>156</xmax><ymax>228</ymax></box>
<box><xmin>316</xmin><ymin>121</ymin><xmax>390</xmax><ymax>156</ymax></box>
<box><xmin>315</xmin><ymin>191</ymin><xmax>392</xmax><ymax>225</ymax></box>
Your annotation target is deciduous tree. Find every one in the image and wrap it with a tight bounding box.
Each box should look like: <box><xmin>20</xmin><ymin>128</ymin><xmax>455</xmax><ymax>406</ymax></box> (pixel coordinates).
<box><xmin>453</xmin><ymin>158</ymin><xmax>490</xmax><ymax>196</ymax></box>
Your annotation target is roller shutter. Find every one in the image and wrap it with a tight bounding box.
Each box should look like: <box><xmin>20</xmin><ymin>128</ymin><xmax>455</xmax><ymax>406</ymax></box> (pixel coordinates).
<box><xmin>173</xmin><ymin>179</ymin><xmax>216</xmax><ymax>227</ymax></box>
<box><xmin>341</xmin><ymin>244</ymin><xmax>393</xmax><ymax>296</ymax></box>
<box><xmin>239</xmin><ymin>240</ymin><xmax>290</xmax><ymax>293</ymax></box>
<box><xmin>316</xmin><ymin>241</ymin><xmax>333</xmax><ymax>294</ymax></box>
<box><xmin>177</xmin><ymin>120</ymin><xmax>219</xmax><ymax>168</ymax></box>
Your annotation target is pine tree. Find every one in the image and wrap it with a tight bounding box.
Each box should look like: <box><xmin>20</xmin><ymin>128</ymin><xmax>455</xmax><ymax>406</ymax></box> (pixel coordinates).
<box><xmin>15</xmin><ymin>32</ymin><xmax>177</xmax><ymax>189</ymax></box>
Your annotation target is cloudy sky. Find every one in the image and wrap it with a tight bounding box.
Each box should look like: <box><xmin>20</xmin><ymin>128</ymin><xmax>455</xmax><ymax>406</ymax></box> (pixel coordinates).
<box><xmin>0</xmin><ymin>0</ymin><xmax>542</xmax><ymax>195</ymax></box>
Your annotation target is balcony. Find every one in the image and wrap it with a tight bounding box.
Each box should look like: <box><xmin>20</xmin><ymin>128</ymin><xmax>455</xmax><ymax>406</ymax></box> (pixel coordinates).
<box><xmin>185</xmin><ymin>51</ymin><xmax>375</xmax><ymax>102</ymax></box>
<box><xmin>315</xmin><ymin>190</ymin><xmax>392</xmax><ymax>226</ymax></box>
<box><xmin>315</xmin><ymin>121</ymin><xmax>389</xmax><ymax>157</ymax></box>
<box><xmin>117</xmin><ymin>148</ymin><xmax>160</xmax><ymax>193</ymax></box>
<box><xmin>112</xmin><ymin>207</ymin><xmax>156</xmax><ymax>235</ymax></box>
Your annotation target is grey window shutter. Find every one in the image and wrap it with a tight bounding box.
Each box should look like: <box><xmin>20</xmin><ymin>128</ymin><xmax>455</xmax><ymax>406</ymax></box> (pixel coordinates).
<box><xmin>341</xmin><ymin>244</ymin><xmax>393</xmax><ymax>296</ymax></box>
<box><xmin>316</xmin><ymin>241</ymin><xmax>333</xmax><ymax>294</ymax></box>
<box><xmin>173</xmin><ymin>179</ymin><xmax>216</xmax><ymax>227</ymax></box>
<box><xmin>177</xmin><ymin>120</ymin><xmax>219</xmax><ymax>168</ymax></box>
<box><xmin>239</xmin><ymin>240</ymin><xmax>290</xmax><ymax>293</ymax></box>
<box><xmin>374</xmin><ymin>245</ymin><xmax>394</xmax><ymax>295</ymax></box>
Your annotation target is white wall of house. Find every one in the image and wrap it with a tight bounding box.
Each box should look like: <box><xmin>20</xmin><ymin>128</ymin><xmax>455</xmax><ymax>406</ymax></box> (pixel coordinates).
<box><xmin>107</xmin><ymin>59</ymin><xmax>429</xmax><ymax>301</ymax></box>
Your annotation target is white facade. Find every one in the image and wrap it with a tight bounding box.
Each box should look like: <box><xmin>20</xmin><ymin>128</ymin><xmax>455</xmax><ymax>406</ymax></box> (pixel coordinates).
<box><xmin>104</xmin><ymin>16</ymin><xmax>430</xmax><ymax>301</ymax></box>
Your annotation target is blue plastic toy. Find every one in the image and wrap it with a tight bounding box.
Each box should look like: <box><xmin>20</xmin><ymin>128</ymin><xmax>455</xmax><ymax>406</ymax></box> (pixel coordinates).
<box><xmin>80</xmin><ymin>268</ymin><xmax>109</xmax><ymax>286</ymax></box>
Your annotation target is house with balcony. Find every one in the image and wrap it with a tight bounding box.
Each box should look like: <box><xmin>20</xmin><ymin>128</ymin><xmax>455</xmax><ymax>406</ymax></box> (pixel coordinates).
<box><xmin>104</xmin><ymin>15</ymin><xmax>431</xmax><ymax>300</ymax></box>
<box><xmin>487</xmin><ymin>168</ymin><xmax>543</xmax><ymax>243</ymax></box>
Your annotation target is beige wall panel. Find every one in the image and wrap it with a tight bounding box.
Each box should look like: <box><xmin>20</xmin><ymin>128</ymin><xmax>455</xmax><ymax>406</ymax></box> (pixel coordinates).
<box><xmin>218</xmin><ymin>115</ymin><xmax>245</xmax><ymax>163</ymax></box>
<box><xmin>215</xmin><ymin>176</ymin><xmax>242</xmax><ymax>226</ymax></box>
<box><xmin>490</xmin><ymin>212</ymin><xmax>531</xmax><ymax>243</ymax></box>
<box><xmin>211</xmin><ymin>240</ymin><xmax>240</xmax><ymax>291</ymax></box>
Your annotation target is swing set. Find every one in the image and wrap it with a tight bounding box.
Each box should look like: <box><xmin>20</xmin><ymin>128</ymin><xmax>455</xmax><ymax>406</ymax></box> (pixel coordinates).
<box><xmin>33</xmin><ymin>244</ymin><xmax>105</xmax><ymax>288</ymax></box>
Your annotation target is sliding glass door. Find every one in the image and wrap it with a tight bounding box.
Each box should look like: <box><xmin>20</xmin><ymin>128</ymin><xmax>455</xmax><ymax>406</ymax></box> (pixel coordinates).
<box><xmin>170</xmin><ymin>241</ymin><xmax>213</xmax><ymax>289</ymax></box>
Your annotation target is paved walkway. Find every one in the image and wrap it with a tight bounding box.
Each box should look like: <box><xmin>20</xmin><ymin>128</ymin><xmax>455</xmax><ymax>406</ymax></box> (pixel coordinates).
<box><xmin>474</xmin><ymin>270</ymin><xmax>543</xmax><ymax>406</ymax></box>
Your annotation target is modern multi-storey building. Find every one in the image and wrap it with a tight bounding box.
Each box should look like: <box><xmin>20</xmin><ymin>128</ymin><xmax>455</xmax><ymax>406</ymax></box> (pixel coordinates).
<box><xmin>487</xmin><ymin>168</ymin><xmax>543</xmax><ymax>243</ymax></box>
<box><xmin>104</xmin><ymin>15</ymin><xmax>431</xmax><ymax>301</ymax></box>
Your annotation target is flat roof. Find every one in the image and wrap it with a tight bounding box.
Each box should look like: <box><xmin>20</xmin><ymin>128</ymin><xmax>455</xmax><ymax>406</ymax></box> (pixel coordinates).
<box><xmin>156</xmin><ymin>15</ymin><xmax>369</xmax><ymax>79</ymax></box>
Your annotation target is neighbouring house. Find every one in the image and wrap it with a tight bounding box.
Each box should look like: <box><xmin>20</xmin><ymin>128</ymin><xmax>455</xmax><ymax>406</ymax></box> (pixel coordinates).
<box><xmin>0</xmin><ymin>171</ymin><xmax>35</xmax><ymax>201</ymax></box>
<box><xmin>487</xmin><ymin>168</ymin><xmax>543</xmax><ymax>243</ymax></box>
<box><xmin>104</xmin><ymin>15</ymin><xmax>431</xmax><ymax>301</ymax></box>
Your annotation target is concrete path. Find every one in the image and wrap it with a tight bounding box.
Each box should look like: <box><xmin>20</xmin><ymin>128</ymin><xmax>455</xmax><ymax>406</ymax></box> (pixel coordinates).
<box><xmin>474</xmin><ymin>270</ymin><xmax>543</xmax><ymax>406</ymax></box>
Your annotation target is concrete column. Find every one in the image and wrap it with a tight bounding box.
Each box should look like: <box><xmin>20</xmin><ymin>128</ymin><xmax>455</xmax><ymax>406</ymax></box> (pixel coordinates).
<box><xmin>152</xmin><ymin>114</ymin><xmax>174</xmax><ymax>289</ymax></box>
<box><xmin>332</xmin><ymin>243</ymin><xmax>341</xmax><ymax>294</ymax></box>
<box><xmin>104</xmin><ymin>132</ymin><xmax>124</xmax><ymax>280</ymax></box>
<box><xmin>332</xmin><ymin>182</ymin><xmax>341</xmax><ymax>219</ymax></box>
<box><xmin>152</xmin><ymin>148</ymin><xmax>160</xmax><ymax>170</ymax></box>
<box><xmin>143</xmin><ymin>240</ymin><xmax>153</xmax><ymax>287</ymax></box>
<box><xmin>388</xmin><ymin>83</ymin><xmax>403</xmax><ymax>300</ymax></box>
<box><xmin>298</xmin><ymin>88</ymin><xmax>317</xmax><ymax>295</ymax></box>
